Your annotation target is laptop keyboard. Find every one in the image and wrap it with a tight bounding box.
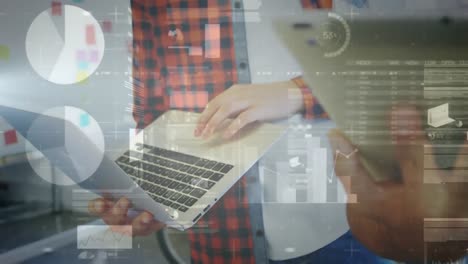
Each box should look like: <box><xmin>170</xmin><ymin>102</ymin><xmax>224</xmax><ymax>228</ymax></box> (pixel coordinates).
<box><xmin>115</xmin><ymin>143</ymin><xmax>234</xmax><ymax>213</ymax></box>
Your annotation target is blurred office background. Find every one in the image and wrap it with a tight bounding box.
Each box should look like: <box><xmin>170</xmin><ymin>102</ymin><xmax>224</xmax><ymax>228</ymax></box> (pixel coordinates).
<box><xmin>0</xmin><ymin>0</ymin><xmax>191</xmax><ymax>263</ymax></box>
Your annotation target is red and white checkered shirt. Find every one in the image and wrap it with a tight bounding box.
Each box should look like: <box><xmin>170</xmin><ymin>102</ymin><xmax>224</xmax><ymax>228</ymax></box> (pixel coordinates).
<box><xmin>131</xmin><ymin>0</ymin><xmax>329</xmax><ymax>263</ymax></box>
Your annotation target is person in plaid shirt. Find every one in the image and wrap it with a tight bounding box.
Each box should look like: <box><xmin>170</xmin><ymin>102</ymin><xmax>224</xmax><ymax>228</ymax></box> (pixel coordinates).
<box><xmin>89</xmin><ymin>0</ymin><xmax>468</xmax><ymax>263</ymax></box>
<box><xmin>87</xmin><ymin>0</ymin><xmax>384</xmax><ymax>263</ymax></box>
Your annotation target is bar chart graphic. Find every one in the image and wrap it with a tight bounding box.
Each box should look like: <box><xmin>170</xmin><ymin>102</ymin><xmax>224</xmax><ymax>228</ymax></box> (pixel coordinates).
<box><xmin>261</xmin><ymin>133</ymin><xmax>333</xmax><ymax>204</ymax></box>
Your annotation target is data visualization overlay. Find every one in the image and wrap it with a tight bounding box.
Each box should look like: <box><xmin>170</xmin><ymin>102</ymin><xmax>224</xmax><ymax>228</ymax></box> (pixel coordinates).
<box><xmin>77</xmin><ymin>225</ymin><xmax>132</xmax><ymax>249</ymax></box>
<box><xmin>25</xmin><ymin>106</ymin><xmax>105</xmax><ymax>186</ymax></box>
<box><xmin>26</xmin><ymin>5</ymin><xmax>105</xmax><ymax>85</ymax></box>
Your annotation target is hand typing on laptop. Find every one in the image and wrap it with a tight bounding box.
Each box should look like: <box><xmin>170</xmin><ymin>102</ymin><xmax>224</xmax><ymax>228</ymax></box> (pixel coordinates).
<box><xmin>194</xmin><ymin>81</ymin><xmax>304</xmax><ymax>139</ymax></box>
<box><xmin>88</xmin><ymin>81</ymin><xmax>304</xmax><ymax>236</ymax></box>
<box><xmin>328</xmin><ymin>106</ymin><xmax>468</xmax><ymax>262</ymax></box>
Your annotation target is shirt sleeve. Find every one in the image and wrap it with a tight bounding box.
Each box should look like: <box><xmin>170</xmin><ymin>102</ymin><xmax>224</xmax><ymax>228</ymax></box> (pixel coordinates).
<box><xmin>291</xmin><ymin>76</ymin><xmax>329</xmax><ymax>120</ymax></box>
<box><xmin>300</xmin><ymin>0</ymin><xmax>333</xmax><ymax>9</ymax></box>
<box><xmin>131</xmin><ymin>0</ymin><xmax>171</xmax><ymax>130</ymax></box>
<box><xmin>295</xmin><ymin>2</ymin><xmax>331</xmax><ymax>120</ymax></box>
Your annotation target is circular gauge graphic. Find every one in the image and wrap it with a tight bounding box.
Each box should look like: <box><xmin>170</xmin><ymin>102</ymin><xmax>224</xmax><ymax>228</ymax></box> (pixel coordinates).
<box><xmin>25</xmin><ymin>106</ymin><xmax>105</xmax><ymax>186</ymax></box>
<box><xmin>316</xmin><ymin>13</ymin><xmax>351</xmax><ymax>58</ymax></box>
<box><xmin>26</xmin><ymin>5</ymin><xmax>105</xmax><ymax>85</ymax></box>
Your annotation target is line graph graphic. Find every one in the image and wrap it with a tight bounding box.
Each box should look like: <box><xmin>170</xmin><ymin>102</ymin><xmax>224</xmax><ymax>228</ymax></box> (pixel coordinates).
<box><xmin>336</xmin><ymin>149</ymin><xmax>359</xmax><ymax>159</ymax></box>
<box><xmin>329</xmin><ymin>149</ymin><xmax>358</xmax><ymax>183</ymax></box>
<box><xmin>330</xmin><ymin>149</ymin><xmax>359</xmax><ymax>203</ymax></box>
<box><xmin>77</xmin><ymin>225</ymin><xmax>132</xmax><ymax>249</ymax></box>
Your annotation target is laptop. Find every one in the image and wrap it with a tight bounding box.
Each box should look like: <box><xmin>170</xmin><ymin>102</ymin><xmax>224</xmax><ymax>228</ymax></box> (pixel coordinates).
<box><xmin>427</xmin><ymin>103</ymin><xmax>455</xmax><ymax>128</ymax></box>
<box><xmin>0</xmin><ymin>105</ymin><xmax>286</xmax><ymax>230</ymax></box>
<box><xmin>275</xmin><ymin>12</ymin><xmax>468</xmax><ymax>181</ymax></box>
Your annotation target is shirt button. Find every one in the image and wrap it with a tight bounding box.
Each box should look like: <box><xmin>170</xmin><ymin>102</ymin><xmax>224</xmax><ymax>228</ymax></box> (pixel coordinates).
<box><xmin>239</xmin><ymin>62</ymin><xmax>248</xmax><ymax>70</ymax></box>
<box><xmin>256</xmin><ymin>229</ymin><xmax>264</xmax><ymax>237</ymax></box>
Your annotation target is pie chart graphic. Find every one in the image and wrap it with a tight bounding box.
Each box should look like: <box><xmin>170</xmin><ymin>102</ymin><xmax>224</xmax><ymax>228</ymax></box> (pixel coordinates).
<box><xmin>25</xmin><ymin>106</ymin><xmax>105</xmax><ymax>186</ymax></box>
<box><xmin>25</xmin><ymin>5</ymin><xmax>105</xmax><ymax>85</ymax></box>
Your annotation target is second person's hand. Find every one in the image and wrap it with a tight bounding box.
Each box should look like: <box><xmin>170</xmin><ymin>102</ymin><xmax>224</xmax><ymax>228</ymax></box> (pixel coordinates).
<box><xmin>88</xmin><ymin>197</ymin><xmax>165</xmax><ymax>236</ymax></box>
<box><xmin>328</xmin><ymin>107</ymin><xmax>468</xmax><ymax>262</ymax></box>
<box><xmin>194</xmin><ymin>81</ymin><xmax>304</xmax><ymax>139</ymax></box>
